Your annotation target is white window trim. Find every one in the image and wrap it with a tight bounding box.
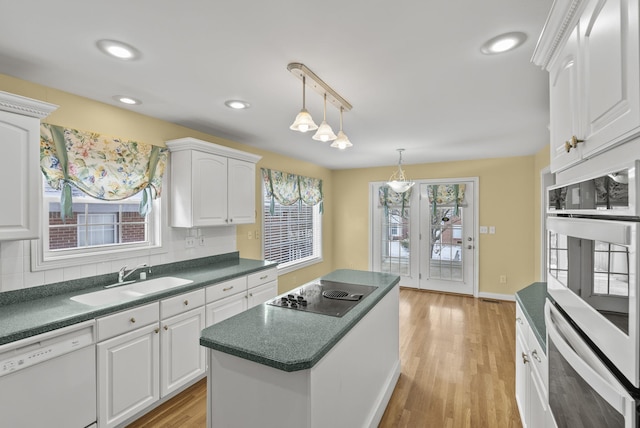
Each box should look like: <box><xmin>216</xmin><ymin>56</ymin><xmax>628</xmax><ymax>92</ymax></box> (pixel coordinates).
<box><xmin>31</xmin><ymin>177</ymin><xmax>167</xmax><ymax>272</ymax></box>
<box><xmin>261</xmin><ymin>188</ymin><xmax>323</xmax><ymax>275</ymax></box>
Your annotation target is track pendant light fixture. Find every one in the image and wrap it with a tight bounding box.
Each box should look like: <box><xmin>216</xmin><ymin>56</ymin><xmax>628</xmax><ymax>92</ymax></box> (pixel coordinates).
<box><xmin>288</xmin><ymin>63</ymin><xmax>352</xmax><ymax>146</ymax></box>
<box><xmin>386</xmin><ymin>149</ymin><xmax>414</xmax><ymax>193</ymax></box>
<box><xmin>331</xmin><ymin>107</ymin><xmax>353</xmax><ymax>150</ymax></box>
<box><xmin>289</xmin><ymin>76</ymin><xmax>318</xmax><ymax>133</ymax></box>
<box><xmin>312</xmin><ymin>94</ymin><xmax>337</xmax><ymax>142</ymax></box>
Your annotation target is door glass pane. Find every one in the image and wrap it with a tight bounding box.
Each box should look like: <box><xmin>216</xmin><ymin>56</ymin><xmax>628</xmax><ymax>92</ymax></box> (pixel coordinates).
<box><xmin>380</xmin><ymin>207</ymin><xmax>410</xmax><ymax>276</ymax></box>
<box><xmin>428</xmin><ymin>207</ymin><xmax>462</xmax><ymax>281</ymax></box>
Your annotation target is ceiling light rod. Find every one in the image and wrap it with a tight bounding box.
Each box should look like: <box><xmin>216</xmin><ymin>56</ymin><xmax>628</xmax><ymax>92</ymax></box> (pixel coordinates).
<box><xmin>287</xmin><ymin>63</ymin><xmax>352</xmax><ymax>112</ymax></box>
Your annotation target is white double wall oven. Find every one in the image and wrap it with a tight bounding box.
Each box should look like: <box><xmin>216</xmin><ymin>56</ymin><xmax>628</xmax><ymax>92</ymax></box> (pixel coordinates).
<box><xmin>546</xmin><ymin>161</ymin><xmax>640</xmax><ymax>427</ymax></box>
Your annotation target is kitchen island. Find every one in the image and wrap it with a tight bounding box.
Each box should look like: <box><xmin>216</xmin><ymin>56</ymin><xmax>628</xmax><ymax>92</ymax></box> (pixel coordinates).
<box><xmin>199</xmin><ymin>269</ymin><xmax>401</xmax><ymax>428</ymax></box>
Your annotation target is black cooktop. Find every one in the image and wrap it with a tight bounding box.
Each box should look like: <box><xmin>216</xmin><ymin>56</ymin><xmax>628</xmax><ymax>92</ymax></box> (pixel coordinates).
<box><xmin>266</xmin><ymin>280</ymin><xmax>377</xmax><ymax>317</ymax></box>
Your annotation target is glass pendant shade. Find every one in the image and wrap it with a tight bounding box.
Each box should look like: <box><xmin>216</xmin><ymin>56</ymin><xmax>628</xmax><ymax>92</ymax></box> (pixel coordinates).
<box><xmin>312</xmin><ymin>93</ymin><xmax>337</xmax><ymax>142</ymax></box>
<box><xmin>290</xmin><ymin>108</ymin><xmax>317</xmax><ymax>132</ymax></box>
<box><xmin>330</xmin><ymin>107</ymin><xmax>352</xmax><ymax>149</ymax></box>
<box><xmin>290</xmin><ymin>76</ymin><xmax>318</xmax><ymax>132</ymax></box>
<box><xmin>386</xmin><ymin>149</ymin><xmax>414</xmax><ymax>193</ymax></box>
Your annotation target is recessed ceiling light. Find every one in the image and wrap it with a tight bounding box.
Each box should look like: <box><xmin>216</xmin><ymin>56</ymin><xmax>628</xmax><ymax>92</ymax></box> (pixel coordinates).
<box><xmin>113</xmin><ymin>95</ymin><xmax>142</xmax><ymax>105</ymax></box>
<box><xmin>225</xmin><ymin>100</ymin><xmax>251</xmax><ymax>110</ymax></box>
<box><xmin>96</xmin><ymin>39</ymin><xmax>141</xmax><ymax>60</ymax></box>
<box><xmin>480</xmin><ymin>32</ymin><xmax>527</xmax><ymax>55</ymax></box>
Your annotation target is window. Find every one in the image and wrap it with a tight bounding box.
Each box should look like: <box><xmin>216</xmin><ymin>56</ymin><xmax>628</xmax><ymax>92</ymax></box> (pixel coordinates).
<box><xmin>262</xmin><ymin>191</ymin><xmax>322</xmax><ymax>272</ymax></box>
<box><xmin>33</xmin><ymin>179</ymin><xmax>162</xmax><ymax>270</ymax></box>
<box><xmin>380</xmin><ymin>206</ymin><xmax>411</xmax><ymax>276</ymax></box>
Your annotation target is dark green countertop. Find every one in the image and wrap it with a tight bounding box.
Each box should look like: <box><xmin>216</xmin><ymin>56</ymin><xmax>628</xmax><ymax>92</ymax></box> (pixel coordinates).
<box><xmin>0</xmin><ymin>253</ymin><xmax>276</xmax><ymax>346</ymax></box>
<box><xmin>515</xmin><ymin>282</ymin><xmax>548</xmax><ymax>350</ymax></box>
<box><xmin>200</xmin><ymin>269</ymin><xmax>400</xmax><ymax>372</ymax></box>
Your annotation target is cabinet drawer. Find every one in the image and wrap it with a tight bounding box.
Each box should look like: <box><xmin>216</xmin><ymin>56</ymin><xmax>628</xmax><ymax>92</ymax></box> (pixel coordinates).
<box><xmin>97</xmin><ymin>302</ymin><xmax>159</xmax><ymax>342</ymax></box>
<box><xmin>161</xmin><ymin>289</ymin><xmax>205</xmax><ymax>319</ymax></box>
<box><xmin>247</xmin><ymin>268</ymin><xmax>277</xmax><ymax>289</ymax></box>
<box><xmin>206</xmin><ymin>276</ymin><xmax>246</xmax><ymax>303</ymax></box>
<box><xmin>515</xmin><ymin>303</ymin><xmax>528</xmax><ymax>343</ymax></box>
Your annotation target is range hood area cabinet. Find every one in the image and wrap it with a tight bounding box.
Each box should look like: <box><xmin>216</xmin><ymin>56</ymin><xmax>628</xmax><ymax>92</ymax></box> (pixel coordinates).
<box><xmin>0</xmin><ymin>91</ymin><xmax>57</xmax><ymax>240</ymax></box>
<box><xmin>166</xmin><ymin>138</ymin><xmax>262</xmax><ymax>228</ymax></box>
<box><xmin>533</xmin><ymin>0</ymin><xmax>640</xmax><ymax>173</ymax></box>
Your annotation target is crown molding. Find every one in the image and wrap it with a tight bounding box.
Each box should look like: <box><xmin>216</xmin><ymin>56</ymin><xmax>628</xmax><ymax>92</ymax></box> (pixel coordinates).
<box><xmin>165</xmin><ymin>137</ymin><xmax>262</xmax><ymax>164</ymax></box>
<box><xmin>531</xmin><ymin>0</ymin><xmax>587</xmax><ymax>69</ymax></box>
<box><xmin>0</xmin><ymin>90</ymin><xmax>58</xmax><ymax>119</ymax></box>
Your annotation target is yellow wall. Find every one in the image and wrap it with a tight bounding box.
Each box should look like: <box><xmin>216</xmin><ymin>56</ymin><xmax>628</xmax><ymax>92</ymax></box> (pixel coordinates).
<box><xmin>333</xmin><ymin>157</ymin><xmax>537</xmax><ymax>295</ymax></box>
<box><xmin>1</xmin><ymin>73</ymin><xmax>551</xmax><ymax>296</ymax></box>
<box><xmin>0</xmin><ymin>74</ymin><xmax>335</xmax><ymax>293</ymax></box>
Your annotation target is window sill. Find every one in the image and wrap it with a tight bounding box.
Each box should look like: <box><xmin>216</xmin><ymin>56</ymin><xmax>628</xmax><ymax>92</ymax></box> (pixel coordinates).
<box><xmin>275</xmin><ymin>257</ymin><xmax>323</xmax><ymax>276</ymax></box>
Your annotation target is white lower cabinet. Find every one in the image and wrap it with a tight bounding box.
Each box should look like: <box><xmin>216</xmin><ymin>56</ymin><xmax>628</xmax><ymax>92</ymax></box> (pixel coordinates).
<box><xmin>97</xmin><ymin>303</ymin><xmax>161</xmax><ymax>428</ymax></box>
<box><xmin>515</xmin><ymin>303</ymin><xmax>549</xmax><ymax>428</ymax></box>
<box><xmin>160</xmin><ymin>304</ymin><xmax>206</xmax><ymax>397</ymax></box>
<box><xmin>205</xmin><ymin>268</ymin><xmax>278</xmax><ymax>327</ymax></box>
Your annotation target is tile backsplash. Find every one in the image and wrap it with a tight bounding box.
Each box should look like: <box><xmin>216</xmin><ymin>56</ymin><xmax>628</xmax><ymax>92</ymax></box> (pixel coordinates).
<box><xmin>0</xmin><ymin>226</ymin><xmax>236</xmax><ymax>292</ymax></box>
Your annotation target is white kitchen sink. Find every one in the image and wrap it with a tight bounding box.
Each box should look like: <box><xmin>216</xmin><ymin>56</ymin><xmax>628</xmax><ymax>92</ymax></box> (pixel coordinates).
<box><xmin>70</xmin><ymin>277</ymin><xmax>193</xmax><ymax>306</ymax></box>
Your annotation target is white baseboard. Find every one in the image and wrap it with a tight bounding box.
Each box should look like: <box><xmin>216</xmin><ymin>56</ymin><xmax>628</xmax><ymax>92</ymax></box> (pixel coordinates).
<box><xmin>477</xmin><ymin>291</ymin><xmax>515</xmax><ymax>302</ymax></box>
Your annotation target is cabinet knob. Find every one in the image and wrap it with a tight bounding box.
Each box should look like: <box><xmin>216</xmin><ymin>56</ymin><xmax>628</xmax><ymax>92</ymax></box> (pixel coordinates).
<box><xmin>515</xmin><ymin>317</ymin><xmax>522</xmax><ymax>324</ymax></box>
<box><xmin>229</xmin><ymin>218</ymin><xmax>233</xmax><ymax>223</ymax></box>
<box><xmin>522</xmin><ymin>352</ymin><xmax>529</xmax><ymax>364</ymax></box>
<box><xmin>570</xmin><ymin>135</ymin><xmax>584</xmax><ymax>148</ymax></box>
<box><xmin>164</xmin><ymin>325</ymin><xmax>169</xmax><ymax>331</ymax></box>
<box><xmin>531</xmin><ymin>349</ymin><xmax>542</xmax><ymax>363</ymax></box>
<box><xmin>130</xmin><ymin>317</ymin><xmax>136</xmax><ymax>324</ymax></box>
<box><xmin>184</xmin><ymin>299</ymin><xmax>189</xmax><ymax>306</ymax></box>
<box><xmin>564</xmin><ymin>141</ymin><xmax>572</xmax><ymax>152</ymax></box>
<box><xmin>155</xmin><ymin>328</ymin><xmax>160</xmax><ymax>334</ymax></box>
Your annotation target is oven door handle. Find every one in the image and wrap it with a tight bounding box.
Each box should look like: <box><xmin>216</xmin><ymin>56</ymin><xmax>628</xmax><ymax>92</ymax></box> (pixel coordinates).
<box><xmin>545</xmin><ymin>301</ymin><xmax>630</xmax><ymax>416</ymax></box>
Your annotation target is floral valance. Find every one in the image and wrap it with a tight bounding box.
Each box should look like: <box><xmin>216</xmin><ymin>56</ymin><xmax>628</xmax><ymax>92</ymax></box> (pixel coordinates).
<box><xmin>261</xmin><ymin>168</ymin><xmax>323</xmax><ymax>214</ymax></box>
<box><xmin>40</xmin><ymin>124</ymin><xmax>168</xmax><ymax>221</ymax></box>
<box><xmin>379</xmin><ymin>185</ymin><xmax>412</xmax><ymax>217</ymax></box>
<box><xmin>427</xmin><ymin>184</ymin><xmax>466</xmax><ymax>215</ymax></box>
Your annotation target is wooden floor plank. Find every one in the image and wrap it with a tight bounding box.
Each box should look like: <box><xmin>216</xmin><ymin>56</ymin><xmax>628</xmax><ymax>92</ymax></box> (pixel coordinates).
<box><xmin>126</xmin><ymin>288</ymin><xmax>521</xmax><ymax>428</ymax></box>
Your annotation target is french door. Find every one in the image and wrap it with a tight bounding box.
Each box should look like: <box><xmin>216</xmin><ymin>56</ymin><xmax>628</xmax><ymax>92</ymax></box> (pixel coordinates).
<box><xmin>418</xmin><ymin>181</ymin><xmax>476</xmax><ymax>295</ymax></box>
<box><xmin>370</xmin><ymin>179</ymin><xmax>477</xmax><ymax>295</ymax></box>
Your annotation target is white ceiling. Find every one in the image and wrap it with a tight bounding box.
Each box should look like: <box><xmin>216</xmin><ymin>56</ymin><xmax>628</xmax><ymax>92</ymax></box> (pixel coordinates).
<box><xmin>0</xmin><ymin>0</ymin><xmax>553</xmax><ymax>170</ymax></box>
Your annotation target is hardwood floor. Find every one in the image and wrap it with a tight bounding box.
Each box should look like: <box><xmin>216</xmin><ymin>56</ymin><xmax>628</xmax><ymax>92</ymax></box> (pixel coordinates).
<box><xmin>127</xmin><ymin>288</ymin><xmax>521</xmax><ymax>428</ymax></box>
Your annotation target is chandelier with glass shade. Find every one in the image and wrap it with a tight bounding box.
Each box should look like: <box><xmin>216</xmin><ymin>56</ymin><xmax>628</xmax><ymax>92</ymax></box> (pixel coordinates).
<box><xmin>387</xmin><ymin>149</ymin><xmax>414</xmax><ymax>193</ymax></box>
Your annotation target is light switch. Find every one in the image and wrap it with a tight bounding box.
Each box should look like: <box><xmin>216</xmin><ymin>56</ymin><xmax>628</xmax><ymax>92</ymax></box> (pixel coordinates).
<box><xmin>479</xmin><ymin>226</ymin><xmax>488</xmax><ymax>234</ymax></box>
<box><xmin>489</xmin><ymin>226</ymin><xmax>496</xmax><ymax>234</ymax></box>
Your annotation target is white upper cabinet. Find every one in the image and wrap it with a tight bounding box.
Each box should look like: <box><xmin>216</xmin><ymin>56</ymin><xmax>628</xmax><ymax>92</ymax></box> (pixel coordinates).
<box><xmin>166</xmin><ymin>138</ymin><xmax>261</xmax><ymax>228</ymax></box>
<box><xmin>0</xmin><ymin>91</ymin><xmax>57</xmax><ymax>240</ymax></box>
<box><xmin>533</xmin><ymin>0</ymin><xmax>640</xmax><ymax>173</ymax></box>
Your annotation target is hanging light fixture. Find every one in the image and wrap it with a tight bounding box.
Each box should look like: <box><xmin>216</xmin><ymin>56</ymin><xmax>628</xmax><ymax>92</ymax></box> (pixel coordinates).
<box><xmin>330</xmin><ymin>106</ymin><xmax>352</xmax><ymax>150</ymax></box>
<box><xmin>387</xmin><ymin>149</ymin><xmax>414</xmax><ymax>193</ymax></box>
<box><xmin>289</xmin><ymin>75</ymin><xmax>318</xmax><ymax>133</ymax></box>
<box><xmin>288</xmin><ymin>63</ymin><xmax>352</xmax><ymax>146</ymax></box>
<box><xmin>312</xmin><ymin>93</ymin><xmax>337</xmax><ymax>142</ymax></box>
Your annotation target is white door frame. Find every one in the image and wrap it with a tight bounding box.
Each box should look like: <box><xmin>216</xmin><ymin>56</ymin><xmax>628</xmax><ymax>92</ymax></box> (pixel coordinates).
<box><xmin>540</xmin><ymin>166</ymin><xmax>554</xmax><ymax>280</ymax></box>
<box><xmin>368</xmin><ymin>177</ymin><xmax>479</xmax><ymax>296</ymax></box>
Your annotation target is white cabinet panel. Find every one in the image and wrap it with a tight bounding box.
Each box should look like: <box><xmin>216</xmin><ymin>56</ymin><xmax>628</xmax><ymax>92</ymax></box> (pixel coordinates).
<box><xmin>0</xmin><ymin>92</ymin><xmax>56</xmax><ymax>240</ymax></box>
<box><xmin>248</xmin><ymin>280</ymin><xmax>278</xmax><ymax>309</ymax></box>
<box><xmin>166</xmin><ymin>137</ymin><xmax>261</xmax><ymax>227</ymax></box>
<box><xmin>97</xmin><ymin>323</ymin><xmax>160</xmax><ymax>428</ymax></box>
<box><xmin>206</xmin><ymin>292</ymin><xmax>247</xmax><ymax>327</ymax></box>
<box><xmin>160</xmin><ymin>306</ymin><xmax>206</xmax><ymax>397</ymax></box>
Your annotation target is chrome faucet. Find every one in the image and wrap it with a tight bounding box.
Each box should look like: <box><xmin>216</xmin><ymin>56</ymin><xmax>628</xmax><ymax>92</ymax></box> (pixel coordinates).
<box><xmin>118</xmin><ymin>263</ymin><xmax>148</xmax><ymax>283</ymax></box>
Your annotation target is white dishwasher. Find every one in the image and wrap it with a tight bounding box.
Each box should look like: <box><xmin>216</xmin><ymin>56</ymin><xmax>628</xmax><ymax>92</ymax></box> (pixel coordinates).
<box><xmin>0</xmin><ymin>320</ymin><xmax>97</xmax><ymax>428</ymax></box>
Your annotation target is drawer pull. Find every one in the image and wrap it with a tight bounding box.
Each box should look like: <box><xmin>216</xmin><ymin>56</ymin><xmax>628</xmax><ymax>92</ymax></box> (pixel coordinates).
<box><xmin>531</xmin><ymin>349</ymin><xmax>542</xmax><ymax>363</ymax></box>
<box><xmin>223</xmin><ymin>286</ymin><xmax>234</xmax><ymax>292</ymax></box>
<box><xmin>522</xmin><ymin>352</ymin><xmax>529</xmax><ymax>365</ymax></box>
<box><xmin>515</xmin><ymin>317</ymin><xmax>523</xmax><ymax>324</ymax></box>
<box><xmin>130</xmin><ymin>317</ymin><xmax>136</xmax><ymax>324</ymax></box>
<box><xmin>184</xmin><ymin>299</ymin><xmax>189</xmax><ymax>306</ymax></box>
<box><xmin>260</xmin><ymin>275</ymin><xmax>268</xmax><ymax>280</ymax></box>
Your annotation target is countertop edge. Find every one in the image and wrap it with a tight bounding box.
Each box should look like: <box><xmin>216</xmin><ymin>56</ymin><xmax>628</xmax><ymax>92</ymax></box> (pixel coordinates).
<box><xmin>515</xmin><ymin>282</ymin><xmax>548</xmax><ymax>351</ymax></box>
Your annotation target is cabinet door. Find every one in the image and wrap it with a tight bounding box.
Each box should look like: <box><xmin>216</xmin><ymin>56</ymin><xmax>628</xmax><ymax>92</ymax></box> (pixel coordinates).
<box><xmin>192</xmin><ymin>151</ymin><xmax>228</xmax><ymax>226</ymax></box>
<box><xmin>97</xmin><ymin>323</ymin><xmax>160</xmax><ymax>428</ymax></box>
<box><xmin>549</xmin><ymin>27</ymin><xmax>582</xmax><ymax>173</ymax></box>
<box><xmin>581</xmin><ymin>0</ymin><xmax>640</xmax><ymax>156</ymax></box>
<box><xmin>0</xmin><ymin>110</ymin><xmax>40</xmax><ymax>240</ymax></box>
<box><xmin>160</xmin><ymin>306</ymin><xmax>206</xmax><ymax>397</ymax></box>
<box><xmin>247</xmin><ymin>280</ymin><xmax>278</xmax><ymax>309</ymax></box>
<box><xmin>205</xmin><ymin>292</ymin><xmax>247</xmax><ymax>327</ymax></box>
<box><xmin>227</xmin><ymin>158</ymin><xmax>256</xmax><ymax>224</ymax></box>
<box><xmin>529</xmin><ymin>366</ymin><xmax>549</xmax><ymax>428</ymax></box>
